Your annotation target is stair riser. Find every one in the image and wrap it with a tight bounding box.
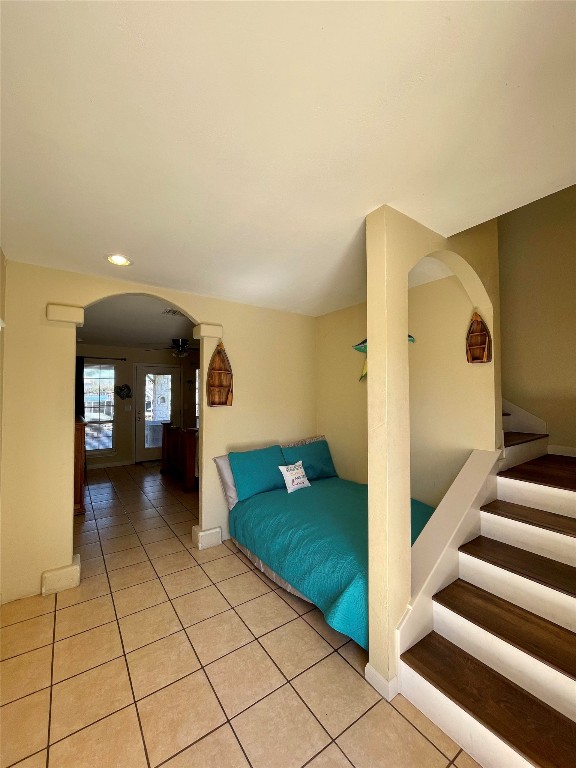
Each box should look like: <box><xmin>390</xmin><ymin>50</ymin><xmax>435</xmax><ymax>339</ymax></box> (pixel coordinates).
<box><xmin>458</xmin><ymin>552</ymin><xmax>576</xmax><ymax>632</ymax></box>
<box><xmin>480</xmin><ymin>511</ymin><xmax>576</xmax><ymax>567</ymax></box>
<box><xmin>497</xmin><ymin>476</ymin><xmax>576</xmax><ymax>518</ymax></box>
<box><xmin>398</xmin><ymin>661</ymin><xmax>533</xmax><ymax>768</ymax></box>
<box><xmin>500</xmin><ymin>437</ymin><xmax>548</xmax><ymax>471</ymax></box>
<box><xmin>433</xmin><ymin>602</ymin><xmax>576</xmax><ymax>721</ymax></box>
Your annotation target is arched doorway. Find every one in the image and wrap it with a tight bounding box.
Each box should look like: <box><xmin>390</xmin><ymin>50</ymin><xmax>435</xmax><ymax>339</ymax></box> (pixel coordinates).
<box><xmin>75</xmin><ymin>293</ymin><xmax>202</xmax><ymax>545</ymax></box>
<box><xmin>408</xmin><ymin>253</ymin><xmax>495</xmax><ymax>515</ymax></box>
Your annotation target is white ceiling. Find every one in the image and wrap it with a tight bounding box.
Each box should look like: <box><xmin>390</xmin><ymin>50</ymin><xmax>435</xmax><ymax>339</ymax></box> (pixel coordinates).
<box><xmin>2</xmin><ymin>2</ymin><xmax>575</xmax><ymax>316</ymax></box>
<box><xmin>79</xmin><ymin>294</ymin><xmax>196</xmax><ymax>349</ymax></box>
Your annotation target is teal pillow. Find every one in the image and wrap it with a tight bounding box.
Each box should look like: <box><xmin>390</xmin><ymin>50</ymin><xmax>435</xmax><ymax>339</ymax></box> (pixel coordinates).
<box><xmin>228</xmin><ymin>445</ymin><xmax>286</xmax><ymax>501</ymax></box>
<box><xmin>282</xmin><ymin>440</ymin><xmax>337</xmax><ymax>481</ymax></box>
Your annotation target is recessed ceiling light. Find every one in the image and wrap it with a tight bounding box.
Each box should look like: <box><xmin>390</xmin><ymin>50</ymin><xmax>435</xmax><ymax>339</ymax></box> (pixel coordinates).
<box><xmin>107</xmin><ymin>254</ymin><xmax>132</xmax><ymax>267</ymax></box>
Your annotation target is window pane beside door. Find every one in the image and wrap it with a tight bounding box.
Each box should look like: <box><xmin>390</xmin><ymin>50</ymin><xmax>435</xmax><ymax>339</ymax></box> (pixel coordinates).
<box><xmin>84</xmin><ymin>363</ymin><xmax>115</xmax><ymax>451</ymax></box>
<box><xmin>145</xmin><ymin>373</ymin><xmax>172</xmax><ymax>448</ymax></box>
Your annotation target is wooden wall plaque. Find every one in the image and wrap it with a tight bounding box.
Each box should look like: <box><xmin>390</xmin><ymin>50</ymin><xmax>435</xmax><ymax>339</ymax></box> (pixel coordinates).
<box><xmin>466</xmin><ymin>312</ymin><xmax>492</xmax><ymax>363</ymax></box>
<box><xmin>207</xmin><ymin>342</ymin><xmax>233</xmax><ymax>406</ymax></box>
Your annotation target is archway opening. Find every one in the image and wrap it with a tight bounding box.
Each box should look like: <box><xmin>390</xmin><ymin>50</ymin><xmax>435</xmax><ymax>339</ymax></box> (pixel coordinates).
<box><xmin>407</xmin><ymin>252</ymin><xmax>495</xmax><ymax>538</ymax></box>
<box><xmin>75</xmin><ymin>293</ymin><xmax>201</xmax><ymax>531</ymax></box>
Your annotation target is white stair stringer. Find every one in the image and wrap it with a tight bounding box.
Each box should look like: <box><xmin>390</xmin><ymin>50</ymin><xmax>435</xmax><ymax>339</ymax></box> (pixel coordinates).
<box><xmin>497</xmin><ymin>476</ymin><xmax>576</xmax><ymax>518</ymax></box>
<box><xmin>458</xmin><ymin>551</ymin><xmax>576</xmax><ymax>633</ymax></box>
<box><xmin>398</xmin><ymin>660</ymin><xmax>533</xmax><ymax>768</ymax></box>
<box><xmin>480</xmin><ymin>511</ymin><xmax>576</xmax><ymax>567</ymax></box>
<box><xmin>499</xmin><ymin>436</ymin><xmax>548</xmax><ymax>471</ymax></box>
<box><xmin>433</xmin><ymin>602</ymin><xmax>576</xmax><ymax>722</ymax></box>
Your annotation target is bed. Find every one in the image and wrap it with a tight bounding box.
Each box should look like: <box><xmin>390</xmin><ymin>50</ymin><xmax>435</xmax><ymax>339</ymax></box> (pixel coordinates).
<box><xmin>217</xmin><ymin>439</ymin><xmax>435</xmax><ymax>651</ymax></box>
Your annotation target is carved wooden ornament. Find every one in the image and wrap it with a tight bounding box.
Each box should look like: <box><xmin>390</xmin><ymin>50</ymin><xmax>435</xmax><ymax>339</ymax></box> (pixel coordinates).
<box><xmin>207</xmin><ymin>342</ymin><xmax>233</xmax><ymax>406</ymax></box>
<box><xmin>466</xmin><ymin>312</ymin><xmax>492</xmax><ymax>363</ymax></box>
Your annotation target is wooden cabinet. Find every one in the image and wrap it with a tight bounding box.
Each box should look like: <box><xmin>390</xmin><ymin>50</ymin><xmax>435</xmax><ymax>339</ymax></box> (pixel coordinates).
<box><xmin>161</xmin><ymin>422</ymin><xmax>198</xmax><ymax>491</ymax></box>
<box><xmin>74</xmin><ymin>418</ymin><xmax>86</xmax><ymax>514</ymax></box>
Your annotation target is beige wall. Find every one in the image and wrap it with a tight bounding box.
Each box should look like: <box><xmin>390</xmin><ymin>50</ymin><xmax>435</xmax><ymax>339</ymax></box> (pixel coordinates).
<box><xmin>366</xmin><ymin>206</ymin><xmax>499</xmax><ymax>684</ymax></box>
<box><xmin>315</xmin><ymin>303</ymin><xmax>367</xmax><ymax>484</ymax></box>
<box><xmin>499</xmin><ymin>185</ymin><xmax>576</xmax><ymax>450</ymax></box>
<box><xmin>77</xmin><ymin>343</ymin><xmax>196</xmax><ymax>467</ymax></box>
<box><xmin>1</xmin><ymin>262</ymin><xmax>316</xmax><ymax>601</ymax></box>
<box><xmin>409</xmin><ymin>276</ymin><xmax>494</xmax><ymax>507</ymax></box>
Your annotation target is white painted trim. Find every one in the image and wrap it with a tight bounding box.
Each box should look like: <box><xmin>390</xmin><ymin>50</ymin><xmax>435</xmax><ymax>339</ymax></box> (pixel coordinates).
<box><xmin>502</xmin><ymin>398</ymin><xmax>547</xmax><ymax>435</ymax></box>
<box><xmin>549</xmin><ymin>444</ymin><xmax>576</xmax><ymax>457</ymax></box>
<box><xmin>46</xmin><ymin>303</ymin><xmax>84</xmax><ymax>326</ymax></box>
<box><xmin>497</xmin><ymin>476</ymin><xmax>576</xmax><ymax>518</ymax></box>
<box><xmin>86</xmin><ymin>459</ymin><xmax>132</xmax><ymax>469</ymax></box>
<box><xmin>433</xmin><ymin>602</ymin><xmax>576</xmax><ymax>721</ymax></box>
<box><xmin>459</xmin><ymin>551</ymin><xmax>576</xmax><ymax>632</ymax></box>
<box><xmin>193</xmin><ymin>323</ymin><xmax>223</xmax><ymax>339</ymax></box>
<box><xmin>364</xmin><ymin>663</ymin><xmax>398</xmax><ymax>701</ymax></box>
<box><xmin>399</xmin><ymin>661</ymin><xmax>533</xmax><ymax>768</ymax></box>
<box><xmin>41</xmin><ymin>554</ymin><xmax>81</xmax><ymax>595</ymax></box>
<box><xmin>499</xmin><ymin>436</ymin><xmax>548</xmax><ymax>471</ymax></box>
<box><xmin>398</xmin><ymin>449</ymin><xmax>500</xmax><ymax>655</ymax></box>
<box><xmin>481</xmin><ymin>510</ymin><xmax>576</xmax><ymax>567</ymax></box>
<box><xmin>192</xmin><ymin>525</ymin><xmax>222</xmax><ymax>550</ymax></box>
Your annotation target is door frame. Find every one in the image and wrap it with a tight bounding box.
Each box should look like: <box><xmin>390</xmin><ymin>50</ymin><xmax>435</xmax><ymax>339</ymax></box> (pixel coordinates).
<box><xmin>134</xmin><ymin>363</ymin><xmax>183</xmax><ymax>463</ymax></box>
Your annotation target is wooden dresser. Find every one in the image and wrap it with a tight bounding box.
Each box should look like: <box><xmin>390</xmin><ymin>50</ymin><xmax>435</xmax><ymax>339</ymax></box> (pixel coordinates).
<box><xmin>74</xmin><ymin>417</ymin><xmax>86</xmax><ymax>514</ymax></box>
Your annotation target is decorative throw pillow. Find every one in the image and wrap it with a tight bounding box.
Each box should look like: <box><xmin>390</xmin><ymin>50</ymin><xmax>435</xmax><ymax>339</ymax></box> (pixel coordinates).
<box><xmin>213</xmin><ymin>455</ymin><xmax>238</xmax><ymax>510</ymax></box>
<box><xmin>228</xmin><ymin>444</ymin><xmax>286</xmax><ymax>502</ymax></box>
<box><xmin>278</xmin><ymin>461</ymin><xmax>311</xmax><ymax>493</ymax></box>
<box><xmin>281</xmin><ymin>439</ymin><xmax>338</xmax><ymax>481</ymax></box>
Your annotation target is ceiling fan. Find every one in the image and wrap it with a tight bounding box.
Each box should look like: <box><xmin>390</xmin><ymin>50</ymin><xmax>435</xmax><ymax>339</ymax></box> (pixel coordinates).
<box><xmin>144</xmin><ymin>338</ymin><xmax>192</xmax><ymax>357</ymax></box>
<box><xmin>167</xmin><ymin>338</ymin><xmax>192</xmax><ymax>357</ymax></box>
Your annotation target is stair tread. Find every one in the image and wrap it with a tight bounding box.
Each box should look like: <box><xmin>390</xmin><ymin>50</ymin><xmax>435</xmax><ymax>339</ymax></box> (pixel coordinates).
<box><xmin>504</xmin><ymin>431</ymin><xmax>549</xmax><ymax>447</ymax></box>
<box><xmin>499</xmin><ymin>454</ymin><xmax>576</xmax><ymax>492</ymax></box>
<box><xmin>459</xmin><ymin>536</ymin><xmax>576</xmax><ymax>598</ymax></box>
<box><xmin>481</xmin><ymin>499</ymin><xmax>576</xmax><ymax>538</ymax></box>
<box><xmin>433</xmin><ymin>579</ymin><xmax>576</xmax><ymax>679</ymax></box>
<box><xmin>401</xmin><ymin>632</ymin><xmax>576</xmax><ymax>768</ymax></box>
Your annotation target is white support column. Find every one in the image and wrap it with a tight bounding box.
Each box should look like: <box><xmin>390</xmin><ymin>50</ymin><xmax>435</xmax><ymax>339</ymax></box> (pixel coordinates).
<box><xmin>41</xmin><ymin>303</ymin><xmax>85</xmax><ymax>593</ymax></box>
<box><xmin>191</xmin><ymin>322</ymin><xmax>224</xmax><ymax>548</ymax></box>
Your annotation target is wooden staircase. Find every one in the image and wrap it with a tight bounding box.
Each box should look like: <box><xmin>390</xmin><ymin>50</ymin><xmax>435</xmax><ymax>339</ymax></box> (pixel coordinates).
<box><xmin>400</xmin><ymin>454</ymin><xmax>576</xmax><ymax>767</ymax></box>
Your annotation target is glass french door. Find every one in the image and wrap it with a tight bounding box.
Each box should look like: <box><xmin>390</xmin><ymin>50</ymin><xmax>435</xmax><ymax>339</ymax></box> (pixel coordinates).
<box><xmin>135</xmin><ymin>365</ymin><xmax>182</xmax><ymax>462</ymax></box>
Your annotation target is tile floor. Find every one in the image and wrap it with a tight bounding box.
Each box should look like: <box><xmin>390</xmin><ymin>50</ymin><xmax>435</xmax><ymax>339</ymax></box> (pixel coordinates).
<box><xmin>0</xmin><ymin>463</ymin><xmax>481</xmax><ymax>768</ymax></box>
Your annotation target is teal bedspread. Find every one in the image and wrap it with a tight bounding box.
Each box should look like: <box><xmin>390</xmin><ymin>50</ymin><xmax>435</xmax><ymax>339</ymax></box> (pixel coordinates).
<box><xmin>229</xmin><ymin>478</ymin><xmax>434</xmax><ymax>650</ymax></box>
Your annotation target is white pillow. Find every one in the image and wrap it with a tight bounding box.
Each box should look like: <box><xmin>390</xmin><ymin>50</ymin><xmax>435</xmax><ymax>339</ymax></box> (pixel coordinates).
<box><xmin>278</xmin><ymin>461</ymin><xmax>311</xmax><ymax>493</ymax></box>
<box><xmin>213</xmin><ymin>454</ymin><xmax>239</xmax><ymax>510</ymax></box>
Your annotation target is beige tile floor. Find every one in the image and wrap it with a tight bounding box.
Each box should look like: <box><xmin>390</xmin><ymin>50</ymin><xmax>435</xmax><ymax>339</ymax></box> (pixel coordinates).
<box><xmin>0</xmin><ymin>463</ymin><xmax>481</xmax><ymax>768</ymax></box>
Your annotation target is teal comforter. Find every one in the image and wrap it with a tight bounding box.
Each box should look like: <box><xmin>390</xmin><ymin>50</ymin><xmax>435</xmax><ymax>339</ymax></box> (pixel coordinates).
<box><xmin>229</xmin><ymin>477</ymin><xmax>434</xmax><ymax>650</ymax></box>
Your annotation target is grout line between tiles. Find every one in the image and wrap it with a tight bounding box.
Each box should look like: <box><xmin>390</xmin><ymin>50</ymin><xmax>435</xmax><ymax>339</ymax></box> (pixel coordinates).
<box><xmin>125</xmin><ymin>496</ymin><xmax>256</xmax><ymax>768</ymax></box>
<box><xmin>44</xmin><ymin>595</ymin><xmax>58</xmax><ymax>767</ymax></box>
<box><xmin>389</xmin><ymin>696</ymin><xmax>461</xmax><ymax>761</ymax></box>
<box><xmin>94</xmin><ymin>500</ymin><xmax>153</xmax><ymax>768</ymax></box>
<box><xmin>9</xmin><ymin>464</ymin><xmax>452</xmax><ymax>768</ymax></box>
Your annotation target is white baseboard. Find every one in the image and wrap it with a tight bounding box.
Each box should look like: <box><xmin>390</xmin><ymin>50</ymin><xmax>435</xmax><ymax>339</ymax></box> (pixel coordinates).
<box><xmin>364</xmin><ymin>663</ymin><xmax>398</xmax><ymax>701</ymax></box>
<box><xmin>87</xmin><ymin>459</ymin><xmax>132</xmax><ymax>469</ymax></box>
<box><xmin>41</xmin><ymin>554</ymin><xmax>81</xmax><ymax>595</ymax></box>
<box><xmin>192</xmin><ymin>525</ymin><xmax>222</xmax><ymax>550</ymax></box>
<box><xmin>549</xmin><ymin>445</ymin><xmax>576</xmax><ymax>457</ymax></box>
